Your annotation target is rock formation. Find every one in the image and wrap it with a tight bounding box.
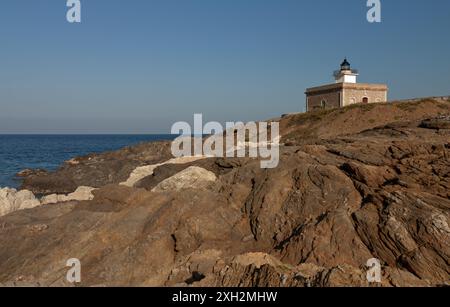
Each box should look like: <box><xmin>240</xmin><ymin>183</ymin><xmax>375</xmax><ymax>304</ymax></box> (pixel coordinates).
<box><xmin>120</xmin><ymin>156</ymin><xmax>207</xmax><ymax>188</ymax></box>
<box><xmin>152</xmin><ymin>166</ymin><xmax>217</xmax><ymax>192</ymax></box>
<box><xmin>40</xmin><ymin>186</ymin><xmax>96</xmax><ymax>205</ymax></box>
<box><xmin>0</xmin><ymin>98</ymin><xmax>449</xmax><ymax>287</ymax></box>
<box><xmin>0</xmin><ymin>188</ymin><xmax>41</xmax><ymax>217</ymax></box>
<box><xmin>20</xmin><ymin>140</ymin><xmax>174</xmax><ymax>195</ymax></box>
<box><xmin>0</xmin><ymin>186</ymin><xmax>97</xmax><ymax>217</ymax></box>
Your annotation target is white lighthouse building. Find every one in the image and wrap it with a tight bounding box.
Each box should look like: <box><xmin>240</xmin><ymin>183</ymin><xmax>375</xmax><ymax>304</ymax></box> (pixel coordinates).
<box><xmin>305</xmin><ymin>58</ymin><xmax>388</xmax><ymax>111</ymax></box>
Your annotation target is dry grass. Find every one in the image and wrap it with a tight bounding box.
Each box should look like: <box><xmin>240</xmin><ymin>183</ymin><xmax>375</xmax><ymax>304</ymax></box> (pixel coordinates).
<box><xmin>437</xmin><ymin>101</ymin><xmax>450</xmax><ymax>110</ymax></box>
<box><xmin>394</xmin><ymin>98</ymin><xmax>450</xmax><ymax>112</ymax></box>
<box><xmin>288</xmin><ymin>102</ymin><xmax>379</xmax><ymax>125</ymax></box>
<box><xmin>395</xmin><ymin>101</ymin><xmax>423</xmax><ymax>112</ymax></box>
<box><xmin>280</xmin><ymin>97</ymin><xmax>450</xmax><ymax>145</ymax></box>
<box><xmin>343</xmin><ymin>102</ymin><xmax>379</xmax><ymax>112</ymax></box>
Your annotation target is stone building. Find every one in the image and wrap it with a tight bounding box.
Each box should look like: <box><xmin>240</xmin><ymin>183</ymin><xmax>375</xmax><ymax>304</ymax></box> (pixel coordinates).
<box><xmin>305</xmin><ymin>59</ymin><xmax>388</xmax><ymax>111</ymax></box>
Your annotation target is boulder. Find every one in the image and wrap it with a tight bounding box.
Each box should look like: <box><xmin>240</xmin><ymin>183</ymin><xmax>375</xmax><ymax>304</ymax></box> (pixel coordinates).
<box><xmin>152</xmin><ymin>166</ymin><xmax>217</xmax><ymax>192</ymax></box>
<box><xmin>121</xmin><ymin>156</ymin><xmax>207</xmax><ymax>187</ymax></box>
<box><xmin>0</xmin><ymin>188</ymin><xmax>41</xmax><ymax>217</ymax></box>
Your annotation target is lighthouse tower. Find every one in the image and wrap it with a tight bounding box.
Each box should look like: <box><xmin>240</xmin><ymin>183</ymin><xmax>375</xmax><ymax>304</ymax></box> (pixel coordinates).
<box><xmin>334</xmin><ymin>58</ymin><xmax>359</xmax><ymax>84</ymax></box>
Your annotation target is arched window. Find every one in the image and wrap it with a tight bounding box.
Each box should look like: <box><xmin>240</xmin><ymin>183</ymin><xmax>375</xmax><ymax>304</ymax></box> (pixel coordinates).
<box><xmin>362</xmin><ymin>97</ymin><xmax>369</xmax><ymax>104</ymax></box>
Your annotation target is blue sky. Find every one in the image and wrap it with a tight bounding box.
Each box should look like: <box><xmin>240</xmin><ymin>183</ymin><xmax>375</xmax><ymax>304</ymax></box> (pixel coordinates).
<box><xmin>0</xmin><ymin>0</ymin><xmax>449</xmax><ymax>133</ymax></box>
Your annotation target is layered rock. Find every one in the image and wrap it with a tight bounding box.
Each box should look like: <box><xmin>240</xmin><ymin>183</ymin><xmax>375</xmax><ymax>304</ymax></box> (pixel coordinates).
<box><xmin>196</xmin><ymin>252</ymin><xmax>429</xmax><ymax>287</ymax></box>
<box><xmin>0</xmin><ymin>99</ymin><xmax>449</xmax><ymax>287</ymax></box>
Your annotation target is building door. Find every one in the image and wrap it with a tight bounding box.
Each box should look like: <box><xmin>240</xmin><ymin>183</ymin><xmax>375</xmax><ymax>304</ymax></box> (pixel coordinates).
<box><xmin>362</xmin><ymin>97</ymin><xmax>369</xmax><ymax>104</ymax></box>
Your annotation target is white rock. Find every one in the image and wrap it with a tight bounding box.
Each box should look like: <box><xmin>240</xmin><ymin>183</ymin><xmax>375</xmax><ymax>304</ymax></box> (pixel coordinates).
<box><xmin>0</xmin><ymin>188</ymin><xmax>41</xmax><ymax>217</ymax></box>
<box><xmin>152</xmin><ymin>166</ymin><xmax>217</xmax><ymax>192</ymax></box>
<box><xmin>67</xmin><ymin>186</ymin><xmax>96</xmax><ymax>201</ymax></box>
<box><xmin>0</xmin><ymin>185</ymin><xmax>97</xmax><ymax>216</ymax></box>
<box><xmin>41</xmin><ymin>186</ymin><xmax>96</xmax><ymax>205</ymax></box>
<box><xmin>40</xmin><ymin>194</ymin><xmax>60</xmax><ymax>205</ymax></box>
<box><xmin>121</xmin><ymin>156</ymin><xmax>207</xmax><ymax>187</ymax></box>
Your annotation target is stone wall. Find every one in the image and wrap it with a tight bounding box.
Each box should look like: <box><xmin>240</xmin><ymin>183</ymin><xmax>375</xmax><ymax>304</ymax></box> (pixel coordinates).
<box><xmin>342</xmin><ymin>86</ymin><xmax>388</xmax><ymax>107</ymax></box>
<box><xmin>307</xmin><ymin>91</ymin><xmax>341</xmax><ymax>111</ymax></box>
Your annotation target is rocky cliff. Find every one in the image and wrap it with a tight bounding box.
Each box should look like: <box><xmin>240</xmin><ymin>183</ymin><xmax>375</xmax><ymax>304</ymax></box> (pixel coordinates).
<box><xmin>0</xmin><ymin>98</ymin><xmax>449</xmax><ymax>287</ymax></box>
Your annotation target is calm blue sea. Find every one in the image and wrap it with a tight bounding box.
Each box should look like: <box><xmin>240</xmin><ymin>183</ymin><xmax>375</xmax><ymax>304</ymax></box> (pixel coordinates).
<box><xmin>0</xmin><ymin>135</ymin><xmax>174</xmax><ymax>189</ymax></box>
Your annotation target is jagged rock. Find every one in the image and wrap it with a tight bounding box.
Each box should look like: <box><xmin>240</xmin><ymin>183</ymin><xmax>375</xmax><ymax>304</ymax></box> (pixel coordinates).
<box><xmin>201</xmin><ymin>253</ymin><xmax>429</xmax><ymax>287</ymax></box>
<box><xmin>1</xmin><ymin>100</ymin><xmax>449</xmax><ymax>287</ymax></box>
<box><xmin>0</xmin><ymin>188</ymin><xmax>41</xmax><ymax>217</ymax></box>
<box><xmin>341</xmin><ymin>162</ymin><xmax>397</xmax><ymax>187</ymax></box>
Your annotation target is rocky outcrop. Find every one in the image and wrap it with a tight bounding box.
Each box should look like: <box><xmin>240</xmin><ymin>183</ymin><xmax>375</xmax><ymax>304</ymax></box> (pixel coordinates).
<box><xmin>0</xmin><ymin>99</ymin><xmax>449</xmax><ymax>287</ymax></box>
<box><xmin>197</xmin><ymin>252</ymin><xmax>429</xmax><ymax>287</ymax></box>
<box><xmin>281</xmin><ymin>98</ymin><xmax>450</xmax><ymax>144</ymax></box>
<box><xmin>15</xmin><ymin>169</ymin><xmax>48</xmax><ymax>178</ymax></box>
<box><xmin>18</xmin><ymin>98</ymin><xmax>450</xmax><ymax>195</ymax></box>
<box><xmin>0</xmin><ymin>188</ymin><xmax>41</xmax><ymax>217</ymax></box>
<box><xmin>420</xmin><ymin>116</ymin><xmax>450</xmax><ymax>130</ymax></box>
<box><xmin>20</xmin><ymin>141</ymin><xmax>174</xmax><ymax>195</ymax></box>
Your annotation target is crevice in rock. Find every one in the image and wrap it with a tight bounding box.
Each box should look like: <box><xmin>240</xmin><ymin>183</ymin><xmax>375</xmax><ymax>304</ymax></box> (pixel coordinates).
<box><xmin>171</xmin><ymin>234</ymin><xmax>179</xmax><ymax>253</ymax></box>
<box><xmin>184</xmin><ymin>271</ymin><xmax>205</xmax><ymax>285</ymax></box>
<box><xmin>274</xmin><ymin>223</ymin><xmax>306</xmax><ymax>251</ymax></box>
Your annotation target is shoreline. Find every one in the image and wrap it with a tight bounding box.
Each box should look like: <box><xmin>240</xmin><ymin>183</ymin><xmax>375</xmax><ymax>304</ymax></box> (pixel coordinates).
<box><xmin>0</xmin><ymin>134</ymin><xmax>176</xmax><ymax>190</ymax></box>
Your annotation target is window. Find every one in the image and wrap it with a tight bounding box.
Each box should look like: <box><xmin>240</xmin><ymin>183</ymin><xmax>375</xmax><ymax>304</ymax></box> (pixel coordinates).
<box><xmin>362</xmin><ymin>97</ymin><xmax>369</xmax><ymax>104</ymax></box>
<box><xmin>320</xmin><ymin>100</ymin><xmax>327</xmax><ymax>108</ymax></box>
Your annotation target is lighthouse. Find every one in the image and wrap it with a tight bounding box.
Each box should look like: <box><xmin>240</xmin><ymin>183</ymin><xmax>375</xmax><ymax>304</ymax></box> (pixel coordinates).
<box><xmin>305</xmin><ymin>58</ymin><xmax>388</xmax><ymax>111</ymax></box>
<box><xmin>334</xmin><ymin>58</ymin><xmax>359</xmax><ymax>84</ymax></box>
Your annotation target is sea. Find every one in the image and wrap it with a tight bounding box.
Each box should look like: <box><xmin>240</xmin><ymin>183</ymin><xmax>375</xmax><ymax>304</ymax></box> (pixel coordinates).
<box><xmin>0</xmin><ymin>134</ymin><xmax>175</xmax><ymax>189</ymax></box>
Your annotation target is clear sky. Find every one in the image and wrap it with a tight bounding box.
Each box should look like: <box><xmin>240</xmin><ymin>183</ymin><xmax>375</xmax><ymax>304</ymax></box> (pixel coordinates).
<box><xmin>1</xmin><ymin>0</ymin><xmax>449</xmax><ymax>133</ymax></box>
